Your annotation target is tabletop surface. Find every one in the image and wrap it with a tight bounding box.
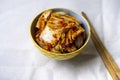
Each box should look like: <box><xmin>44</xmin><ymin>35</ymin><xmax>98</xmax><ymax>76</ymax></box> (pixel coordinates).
<box><xmin>0</xmin><ymin>0</ymin><xmax>120</xmax><ymax>80</ymax></box>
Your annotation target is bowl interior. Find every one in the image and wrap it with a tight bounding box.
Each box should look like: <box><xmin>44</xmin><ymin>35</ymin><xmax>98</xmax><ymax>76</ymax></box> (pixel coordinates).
<box><xmin>30</xmin><ymin>8</ymin><xmax>90</xmax><ymax>55</ymax></box>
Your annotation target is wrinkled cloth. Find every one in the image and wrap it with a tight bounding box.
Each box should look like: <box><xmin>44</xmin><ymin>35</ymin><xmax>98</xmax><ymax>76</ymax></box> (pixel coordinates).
<box><xmin>0</xmin><ymin>0</ymin><xmax>120</xmax><ymax>80</ymax></box>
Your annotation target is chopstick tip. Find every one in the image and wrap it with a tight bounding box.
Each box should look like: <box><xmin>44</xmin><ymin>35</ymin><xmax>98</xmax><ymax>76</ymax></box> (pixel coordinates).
<box><xmin>81</xmin><ymin>11</ymin><xmax>86</xmax><ymax>17</ymax></box>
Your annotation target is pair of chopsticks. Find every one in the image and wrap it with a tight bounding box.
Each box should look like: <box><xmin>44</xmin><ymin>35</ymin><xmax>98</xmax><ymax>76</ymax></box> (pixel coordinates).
<box><xmin>81</xmin><ymin>12</ymin><xmax>120</xmax><ymax>80</ymax></box>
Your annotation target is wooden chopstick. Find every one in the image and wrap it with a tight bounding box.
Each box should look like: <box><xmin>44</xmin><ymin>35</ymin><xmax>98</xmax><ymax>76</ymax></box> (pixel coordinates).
<box><xmin>81</xmin><ymin>12</ymin><xmax>120</xmax><ymax>80</ymax></box>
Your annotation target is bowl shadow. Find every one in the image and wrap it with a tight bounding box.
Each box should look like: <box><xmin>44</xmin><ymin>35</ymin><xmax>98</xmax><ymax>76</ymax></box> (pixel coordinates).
<box><xmin>54</xmin><ymin>39</ymin><xmax>98</xmax><ymax>68</ymax></box>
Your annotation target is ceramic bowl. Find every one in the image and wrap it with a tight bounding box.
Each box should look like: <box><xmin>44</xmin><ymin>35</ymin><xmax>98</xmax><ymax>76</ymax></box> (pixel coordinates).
<box><xmin>30</xmin><ymin>8</ymin><xmax>91</xmax><ymax>60</ymax></box>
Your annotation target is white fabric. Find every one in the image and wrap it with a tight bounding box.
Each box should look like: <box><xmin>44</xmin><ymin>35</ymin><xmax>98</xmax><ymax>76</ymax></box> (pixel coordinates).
<box><xmin>0</xmin><ymin>0</ymin><xmax>120</xmax><ymax>80</ymax></box>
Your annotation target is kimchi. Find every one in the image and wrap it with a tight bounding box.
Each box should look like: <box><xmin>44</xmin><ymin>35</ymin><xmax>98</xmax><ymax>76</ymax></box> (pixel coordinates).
<box><xmin>35</xmin><ymin>9</ymin><xmax>86</xmax><ymax>53</ymax></box>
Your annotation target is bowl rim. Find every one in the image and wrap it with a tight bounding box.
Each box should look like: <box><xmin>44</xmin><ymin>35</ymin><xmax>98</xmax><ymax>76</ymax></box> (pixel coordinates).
<box><xmin>30</xmin><ymin>8</ymin><xmax>91</xmax><ymax>56</ymax></box>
